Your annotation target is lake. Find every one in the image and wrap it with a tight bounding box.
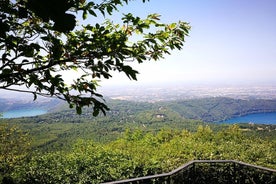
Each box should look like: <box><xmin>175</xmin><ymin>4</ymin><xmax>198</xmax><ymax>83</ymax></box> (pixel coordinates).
<box><xmin>1</xmin><ymin>109</ymin><xmax>276</xmax><ymax>125</ymax></box>
<box><xmin>222</xmin><ymin>112</ymin><xmax>276</xmax><ymax>125</ymax></box>
<box><xmin>1</xmin><ymin>109</ymin><xmax>47</xmax><ymax>119</ymax></box>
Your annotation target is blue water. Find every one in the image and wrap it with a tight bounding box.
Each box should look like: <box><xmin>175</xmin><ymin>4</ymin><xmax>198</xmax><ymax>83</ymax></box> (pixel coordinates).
<box><xmin>222</xmin><ymin>112</ymin><xmax>276</xmax><ymax>125</ymax></box>
<box><xmin>1</xmin><ymin>109</ymin><xmax>47</xmax><ymax>118</ymax></box>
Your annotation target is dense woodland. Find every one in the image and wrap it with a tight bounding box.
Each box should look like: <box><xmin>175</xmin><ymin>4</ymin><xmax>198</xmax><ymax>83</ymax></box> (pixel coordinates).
<box><xmin>1</xmin><ymin>97</ymin><xmax>276</xmax><ymax>183</ymax></box>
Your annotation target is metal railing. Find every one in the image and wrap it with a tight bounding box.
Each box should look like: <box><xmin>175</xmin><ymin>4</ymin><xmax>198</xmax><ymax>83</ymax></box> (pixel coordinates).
<box><xmin>102</xmin><ymin>160</ymin><xmax>276</xmax><ymax>184</ymax></box>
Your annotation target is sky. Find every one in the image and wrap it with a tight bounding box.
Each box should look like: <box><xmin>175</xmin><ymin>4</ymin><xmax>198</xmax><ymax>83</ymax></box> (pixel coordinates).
<box><xmin>98</xmin><ymin>0</ymin><xmax>276</xmax><ymax>87</ymax></box>
<box><xmin>1</xmin><ymin>0</ymin><xmax>276</xmax><ymax>99</ymax></box>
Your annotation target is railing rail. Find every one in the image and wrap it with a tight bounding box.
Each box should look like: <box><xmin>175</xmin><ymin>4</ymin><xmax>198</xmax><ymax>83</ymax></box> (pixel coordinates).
<box><xmin>102</xmin><ymin>160</ymin><xmax>276</xmax><ymax>184</ymax></box>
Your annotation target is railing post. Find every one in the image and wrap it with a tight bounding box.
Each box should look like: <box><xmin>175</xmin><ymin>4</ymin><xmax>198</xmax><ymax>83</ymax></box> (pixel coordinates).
<box><xmin>233</xmin><ymin>161</ymin><xmax>236</xmax><ymax>184</ymax></box>
<box><xmin>192</xmin><ymin>161</ymin><xmax>196</xmax><ymax>184</ymax></box>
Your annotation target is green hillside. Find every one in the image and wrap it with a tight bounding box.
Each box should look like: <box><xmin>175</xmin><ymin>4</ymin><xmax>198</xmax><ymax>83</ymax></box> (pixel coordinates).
<box><xmin>165</xmin><ymin>97</ymin><xmax>276</xmax><ymax>122</ymax></box>
<box><xmin>1</xmin><ymin>97</ymin><xmax>276</xmax><ymax>151</ymax></box>
<box><xmin>1</xmin><ymin>97</ymin><xmax>276</xmax><ymax>183</ymax></box>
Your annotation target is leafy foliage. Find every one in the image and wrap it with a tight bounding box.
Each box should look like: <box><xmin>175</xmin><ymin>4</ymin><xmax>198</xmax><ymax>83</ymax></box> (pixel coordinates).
<box><xmin>0</xmin><ymin>0</ymin><xmax>190</xmax><ymax>115</ymax></box>
<box><xmin>6</xmin><ymin>126</ymin><xmax>275</xmax><ymax>183</ymax></box>
<box><xmin>0</xmin><ymin>124</ymin><xmax>31</xmax><ymax>182</ymax></box>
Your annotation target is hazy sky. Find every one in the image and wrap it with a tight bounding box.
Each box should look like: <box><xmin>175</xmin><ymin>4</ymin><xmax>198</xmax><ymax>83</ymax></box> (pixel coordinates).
<box><xmin>99</xmin><ymin>0</ymin><xmax>276</xmax><ymax>87</ymax></box>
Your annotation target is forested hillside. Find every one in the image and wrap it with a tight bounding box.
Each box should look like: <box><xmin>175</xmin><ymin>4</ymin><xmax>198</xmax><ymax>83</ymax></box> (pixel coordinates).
<box><xmin>1</xmin><ymin>124</ymin><xmax>275</xmax><ymax>183</ymax></box>
<box><xmin>2</xmin><ymin>97</ymin><xmax>276</xmax><ymax>122</ymax></box>
<box><xmin>2</xmin><ymin>97</ymin><xmax>276</xmax><ymax>150</ymax></box>
<box><xmin>34</xmin><ymin>97</ymin><xmax>276</xmax><ymax>123</ymax></box>
<box><xmin>165</xmin><ymin>97</ymin><xmax>276</xmax><ymax>122</ymax></box>
<box><xmin>1</xmin><ymin>97</ymin><xmax>276</xmax><ymax>183</ymax></box>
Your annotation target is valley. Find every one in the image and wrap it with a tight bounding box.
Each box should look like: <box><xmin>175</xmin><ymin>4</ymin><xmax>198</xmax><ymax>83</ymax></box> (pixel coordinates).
<box><xmin>1</xmin><ymin>85</ymin><xmax>276</xmax><ymax>183</ymax></box>
<box><xmin>1</xmin><ymin>96</ymin><xmax>276</xmax><ymax>152</ymax></box>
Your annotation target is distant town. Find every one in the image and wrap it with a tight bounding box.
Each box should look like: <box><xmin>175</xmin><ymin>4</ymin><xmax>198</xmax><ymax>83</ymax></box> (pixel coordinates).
<box><xmin>1</xmin><ymin>84</ymin><xmax>276</xmax><ymax>104</ymax></box>
<box><xmin>100</xmin><ymin>84</ymin><xmax>276</xmax><ymax>102</ymax></box>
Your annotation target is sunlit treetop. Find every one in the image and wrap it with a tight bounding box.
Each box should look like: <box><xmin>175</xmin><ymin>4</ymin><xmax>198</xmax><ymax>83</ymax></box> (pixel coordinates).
<box><xmin>0</xmin><ymin>0</ymin><xmax>190</xmax><ymax>115</ymax></box>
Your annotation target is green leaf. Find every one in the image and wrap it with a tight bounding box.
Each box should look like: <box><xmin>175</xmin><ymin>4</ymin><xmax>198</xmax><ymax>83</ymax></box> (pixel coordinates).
<box><xmin>122</xmin><ymin>65</ymin><xmax>139</xmax><ymax>80</ymax></box>
<box><xmin>107</xmin><ymin>5</ymin><xmax>113</xmax><ymax>15</ymax></box>
<box><xmin>88</xmin><ymin>9</ymin><xmax>97</xmax><ymax>17</ymax></box>
<box><xmin>82</xmin><ymin>11</ymin><xmax>88</xmax><ymax>20</ymax></box>
<box><xmin>33</xmin><ymin>92</ymin><xmax>37</xmax><ymax>101</ymax></box>
<box><xmin>76</xmin><ymin>106</ymin><xmax>82</xmax><ymax>115</ymax></box>
<box><xmin>53</xmin><ymin>14</ymin><xmax>76</xmax><ymax>33</ymax></box>
<box><xmin>93</xmin><ymin>108</ymin><xmax>99</xmax><ymax>116</ymax></box>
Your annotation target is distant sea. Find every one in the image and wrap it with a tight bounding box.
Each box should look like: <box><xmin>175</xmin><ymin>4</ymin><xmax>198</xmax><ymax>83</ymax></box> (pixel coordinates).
<box><xmin>1</xmin><ymin>109</ymin><xmax>47</xmax><ymax>118</ymax></box>
<box><xmin>222</xmin><ymin>112</ymin><xmax>276</xmax><ymax>125</ymax></box>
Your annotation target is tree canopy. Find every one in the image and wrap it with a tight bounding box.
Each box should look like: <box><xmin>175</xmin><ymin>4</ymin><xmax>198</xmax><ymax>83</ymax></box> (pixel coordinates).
<box><xmin>0</xmin><ymin>0</ymin><xmax>190</xmax><ymax>115</ymax></box>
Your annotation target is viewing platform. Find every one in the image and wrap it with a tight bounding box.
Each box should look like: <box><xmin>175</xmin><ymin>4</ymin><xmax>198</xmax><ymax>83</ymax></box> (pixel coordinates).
<box><xmin>103</xmin><ymin>160</ymin><xmax>276</xmax><ymax>184</ymax></box>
